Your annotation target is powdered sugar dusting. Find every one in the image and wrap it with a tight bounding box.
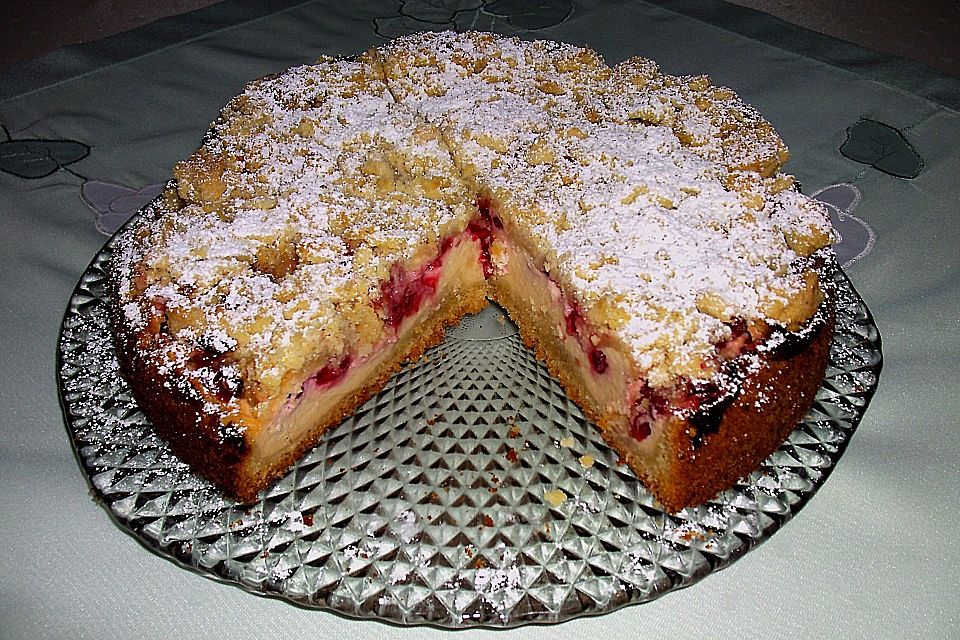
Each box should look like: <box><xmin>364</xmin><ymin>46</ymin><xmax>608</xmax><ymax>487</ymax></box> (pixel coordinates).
<box><xmin>380</xmin><ymin>31</ymin><xmax>830</xmax><ymax>386</ymax></box>
<box><xmin>112</xmin><ymin>31</ymin><xmax>832</xmax><ymax>429</ymax></box>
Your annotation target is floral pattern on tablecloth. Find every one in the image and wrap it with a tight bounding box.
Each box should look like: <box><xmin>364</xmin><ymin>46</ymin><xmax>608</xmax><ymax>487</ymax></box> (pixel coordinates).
<box><xmin>374</xmin><ymin>0</ymin><xmax>574</xmax><ymax>38</ymax></box>
<box><xmin>0</xmin><ymin>124</ymin><xmax>89</xmax><ymax>180</ymax></box>
<box><xmin>841</xmin><ymin>118</ymin><xmax>924</xmax><ymax>178</ymax></box>
<box><xmin>81</xmin><ymin>180</ymin><xmax>165</xmax><ymax>235</ymax></box>
<box><xmin>813</xmin><ymin>183</ymin><xmax>874</xmax><ymax>268</ymax></box>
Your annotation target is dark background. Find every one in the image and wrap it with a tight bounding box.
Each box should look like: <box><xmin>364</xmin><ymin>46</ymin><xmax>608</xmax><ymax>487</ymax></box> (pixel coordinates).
<box><xmin>2</xmin><ymin>0</ymin><xmax>958</xmax><ymax>77</ymax></box>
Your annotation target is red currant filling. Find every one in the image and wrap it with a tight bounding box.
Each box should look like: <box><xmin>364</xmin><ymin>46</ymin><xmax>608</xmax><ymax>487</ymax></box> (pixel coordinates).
<box><xmin>629</xmin><ymin>383</ymin><xmax>670</xmax><ymax>442</ymax></box>
<box><xmin>685</xmin><ymin>381</ymin><xmax>737</xmax><ymax>446</ymax></box>
<box><xmin>469</xmin><ymin>199</ymin><xmax>503</xmax><ymax>278</ymax></box>
<box><xmin>310</xmin><ymin>354</ymin><xmax>353</xmax><ymax>389</ymax></box>
<box><xmin>628</xmin><ymin>341</ymin><xmax>749</xmax><ymax>445</ymax></box>
<box><xmin>377</xmin><ymin>202</ymin><xmax>505</xmax><ymax>331</ymax></box>
<box><xmin>562</xmin><ymin>298</ymin><xmax>608</xmax><ymax>375</ymax></box>
<box><xmin>629</xmin><ymin>414</ymin><xmax>652</xmax><ymax>441</ymax></box>
<box><xmin>588</xmin><ymin>348</ymin><xmax>608</xmax><ymax>374</ymax></box>
<box><xmin>187</xmin><ymin>337</ymin><xmax>243</xmax><ymax>401</ymax></box>
<box><xmin>378</xmin><ymin>238</ymin><xmax>453</xmax><ymax>330</ymax></box>
<box><xmin>717</xmin><ymin>319</ymin><xmax>757</xmax><ymax>359</ymax></box>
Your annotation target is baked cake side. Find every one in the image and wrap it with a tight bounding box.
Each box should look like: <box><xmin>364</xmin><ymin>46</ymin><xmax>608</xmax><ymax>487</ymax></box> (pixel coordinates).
<box><xmin>110</xmin><ymin>32</ymin><xmax>835</xmax><ymax>511</ymax></box>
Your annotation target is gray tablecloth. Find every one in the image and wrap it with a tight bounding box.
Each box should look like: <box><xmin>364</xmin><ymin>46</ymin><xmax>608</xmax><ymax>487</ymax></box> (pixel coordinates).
<box><xmin>2</xmin><ymin>1</ymin><xmax>958</xmax><ymax>638</ymax></box>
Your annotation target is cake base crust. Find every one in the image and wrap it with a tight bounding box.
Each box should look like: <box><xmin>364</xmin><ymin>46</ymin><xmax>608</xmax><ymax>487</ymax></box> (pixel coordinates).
<box><xmin>113</xmin><ymin>282</ymin><xmax>488</xmax><ymax>503</ymax></box>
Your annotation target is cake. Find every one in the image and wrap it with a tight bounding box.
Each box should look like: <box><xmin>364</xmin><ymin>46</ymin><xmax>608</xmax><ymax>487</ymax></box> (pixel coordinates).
<box><xmin>110</xmin><ymin>32</ymin><xmax>835</xmax><ymax>513</ymax></box>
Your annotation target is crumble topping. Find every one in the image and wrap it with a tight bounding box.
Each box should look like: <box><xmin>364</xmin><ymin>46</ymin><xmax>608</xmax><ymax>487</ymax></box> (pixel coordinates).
<box><xmin>543</xmin><ymin>489</ymin><xmax>568</xmax><ymax>507</ymax></box>
<box><xmin>113</xmin><ymin>31</ymin><xmax>832</xmax><ymax>419</ymax></box>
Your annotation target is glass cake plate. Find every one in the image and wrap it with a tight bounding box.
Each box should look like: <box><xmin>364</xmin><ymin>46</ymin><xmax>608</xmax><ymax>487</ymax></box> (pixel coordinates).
<box><xmin>57</xmin><ymin>232</ymin><xmax>882</xmax><ymax>628</ymax></box>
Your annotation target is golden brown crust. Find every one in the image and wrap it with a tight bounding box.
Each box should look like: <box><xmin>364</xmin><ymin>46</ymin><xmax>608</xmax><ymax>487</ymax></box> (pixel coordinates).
<box><xmin>110</xmin><ymin>280</ymin><xmax>250</xmax><ymax>498</ymax></box>
<box><xmin>117</xmin><ymin>260</ymin><xmax>830</xmax><ymax>510</ymax></box>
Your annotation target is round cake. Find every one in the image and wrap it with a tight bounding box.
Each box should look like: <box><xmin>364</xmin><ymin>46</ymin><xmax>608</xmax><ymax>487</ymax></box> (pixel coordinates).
<box><xmin>110</xmin><ymin>32</ymin><xmax>835</xmax><ymax>512</ymax></box>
